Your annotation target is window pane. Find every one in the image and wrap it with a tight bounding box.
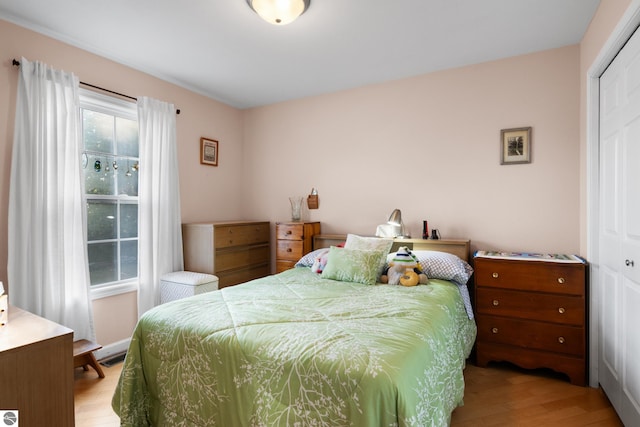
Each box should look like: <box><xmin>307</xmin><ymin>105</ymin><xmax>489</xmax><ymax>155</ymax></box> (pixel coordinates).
<box><xmin>81</xmin><ymin>93</ymin><xmax>139</xmax><ymax>289</ymax></box>
<box><xmin>88</xmin><ymin>242</ymin><xmax>117</xmax><ymax>285</ymax></box>
<box><xmin>86</xmin><ymin>200</ymin><xmax>117</xmax><ymax>241</ymax></box>
<box><xmin>117</xmin><ymin>161</ymin><xmax>139</xmax><ymax>196</ymax></box>
<box><xmin>83</xmin><ymin>110</ymin><xmax>114</xmax><ymax>153</ymax></box>
<box><xmin>120</xmin><ymin>204</ymin><xmax>138</xmax><ymax>238</ymax></box>
<box><xmin>84</xmin><ymin>153</ymin><xmax>116</xmax><ymax>196</ymax></box>
<box><xmin>120</xmin><ymin>240</ymin><xmax>138</xmax><ymax>280</ymax></box>
<box><xmin>116</xmin><ymin>117</ymin><xmax>138</xmax><ymax>157</ymax></box>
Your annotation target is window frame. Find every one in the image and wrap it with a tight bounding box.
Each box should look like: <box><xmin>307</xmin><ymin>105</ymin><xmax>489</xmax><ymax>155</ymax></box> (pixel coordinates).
<box><xmin>79</xmin><ymin>89</ymin><xmax>139</xmax><ymax>300</ymax></box>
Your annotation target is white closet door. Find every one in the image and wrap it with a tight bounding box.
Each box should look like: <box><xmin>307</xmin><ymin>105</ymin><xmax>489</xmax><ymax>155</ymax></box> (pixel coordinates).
<box><xmin>599</xmin><ymin>24</ymin><xmax>640</xmax><ymax>427</ymax></box>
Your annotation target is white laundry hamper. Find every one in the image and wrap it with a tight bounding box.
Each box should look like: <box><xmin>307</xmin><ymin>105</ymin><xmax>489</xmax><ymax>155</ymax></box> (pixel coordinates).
<box><xmin>159</xmin><ymin>271</ymin><xmax>219</xmax><ymax>304</ymax></box>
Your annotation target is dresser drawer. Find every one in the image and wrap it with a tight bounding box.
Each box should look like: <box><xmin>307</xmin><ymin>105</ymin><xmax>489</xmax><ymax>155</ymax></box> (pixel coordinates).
<box><xmin>474</xmin><ymin>258</ymin><xmax>585</xmax><ymax>296</ymax></box>
<box><xmin>276</xmin><ymin>260</ymin><xmax>297</xmax><ymax>273</ymax></box>
<box><xmin>276</xmin><ymin>223</ymin><xmax>306</xmax><ymax>240</ymax></box>
<box><xmin>216</xmin><ymin>244</ymin><xmax>270</xmax><ymax>272</ymax></box>
<box><xmin>276</xmin><ymin>240</ymin><xmax>304</xmax><ymax>261</ymax></box>
<box><xmin>477</xmin><ymin>315</ymin><xmax>584</xmax><ymax>357</ymax></box>
<box><xmin>214</xmin><ymin>223</ymin><xmax>270</xmax><ymax>249</ymax></box>
<box><xmin>216</xmin><ymin>264</ymin><xmax>270</xmax><ymax>289</ymax></box>
<box><xmin>476</xmin><ymin>287</ymin><xmax>584</xmax><ymax>326</ymax></box>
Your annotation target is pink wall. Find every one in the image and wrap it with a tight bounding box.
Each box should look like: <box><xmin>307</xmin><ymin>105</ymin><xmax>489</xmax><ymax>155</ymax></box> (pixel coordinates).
<box><xmin>0</xmin><ymin>19</ymin><xmax>246</xmax><ymax>346</ymax></box>
<box><xmin>243</xmin><ymin>46</ymin><xmax>581</xmax><ymax>256</ymax></box>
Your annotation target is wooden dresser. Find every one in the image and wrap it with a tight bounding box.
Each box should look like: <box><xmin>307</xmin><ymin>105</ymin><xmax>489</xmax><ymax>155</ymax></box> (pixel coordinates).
<box><xmin>474</xmin><ymin>253</ymin><xmax>588</xmax><ymax>385</ymax></box>
<box><xmin>182</xmin><ymin>221</ymin><xmax>270</xmax><ymax>288</ymax></box>
<box><xmin>275</xmin><ymin>221</ymin><xmax>321</xmax><ymax>273</ymax></box>
<box><xmin>0</xmin><ymin>306</ymin><xmax>74</xmax><ymax>426</ymax></box>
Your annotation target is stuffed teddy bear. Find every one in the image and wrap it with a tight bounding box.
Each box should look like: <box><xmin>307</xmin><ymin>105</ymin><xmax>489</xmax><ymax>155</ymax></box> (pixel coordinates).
<box><xmin>381</xmin><ymin>246</ymin><xmax>428</xmax><ymax>286</ymax></box>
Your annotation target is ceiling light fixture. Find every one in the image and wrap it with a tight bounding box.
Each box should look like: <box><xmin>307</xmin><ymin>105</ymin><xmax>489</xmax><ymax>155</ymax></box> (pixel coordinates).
<box><xmin>246</xmin><ymin>0</ymin><xmax>310</xmax><ymax>25</ymax></box>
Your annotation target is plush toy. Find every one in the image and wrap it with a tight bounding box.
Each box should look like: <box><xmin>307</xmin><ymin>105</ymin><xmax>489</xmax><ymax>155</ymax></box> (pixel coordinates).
<box><xmin>382</xmin><ymin>246</ymin><xmax>428</xmax><ymax>286</ymax></box>
<box><xmin>310</xmin><ymin>249</ymin><xmax>330</xmax><ymax>273</ymax></box>
<box><xmin>400</xmin><ymin>270</ymin><xmax>420</xmax><ymax>287</ymax></box>
<box><xmin>310</xmin><ymin>243</ymin><xmax>344</xmax><ymax>274</ymax></box>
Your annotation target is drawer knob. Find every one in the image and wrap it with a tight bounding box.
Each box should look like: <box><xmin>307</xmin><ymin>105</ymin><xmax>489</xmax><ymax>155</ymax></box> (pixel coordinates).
<box><xmin>558</xmin><ymin>307</ymin><xmax>565</xmax><ymax>314</ymax></box>
<box><xmin>558</xmin><ymin>337</ymin><xmax>565</xmax><ymax>344</ymax></box>
<box><xmin>492</xmin><ymin>327</ymin><xmax>499</xmax><ymax>334</ymax></box>
<box><xmin>287</xmin><ymin>248</ymin><xmax>292</xmax><ymax>252</ymax></box>
<box><xmin>492</xmin><ymin>272</ymin><xmax>499</xmax><ymax>279</ymax></box>
<box><xmin>492</xmin><ymin>300</ymin><xmax>499</xmax><ymax>306</ymax></box>
<box><xmin>557</xmin><ymin>277</ymin><xmax>565</xmax><ymax>284</ymax></box>
<box><xmin>286</xmin><ymin>230</ymin><xmax>292</xmax><ymax>235</ymax></box>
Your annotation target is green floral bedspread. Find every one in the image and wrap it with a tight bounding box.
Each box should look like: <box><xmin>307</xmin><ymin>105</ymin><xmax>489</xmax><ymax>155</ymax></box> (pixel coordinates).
<box><xmin>112</xmin><ymin>268</ymin><xmax>477</xmax><ymax>426</ymax></box>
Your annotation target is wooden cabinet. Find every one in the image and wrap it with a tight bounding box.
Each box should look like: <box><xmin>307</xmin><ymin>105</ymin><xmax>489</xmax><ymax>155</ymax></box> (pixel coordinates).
<box><xmin>0</xmin><ymin>306</ymin><xmax>74</xmax><ymax>426</ymax></box>
<box><xmin>276</xmin><ymin>222</ymin><xmax>321</xmax><ymax>273</ymax></box>
<box><xmin>474</xmin><ymin>254</ymin><xmax>588</xmax><ymax>385</ymax></box>
<box><xmin>182</xmin><ymin>221</ymin><xmax>270</xmax><ymax>288</ymax></box>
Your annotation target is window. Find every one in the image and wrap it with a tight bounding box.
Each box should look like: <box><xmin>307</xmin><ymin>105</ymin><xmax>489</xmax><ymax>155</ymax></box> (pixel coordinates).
<box><xmin>80</xmin><ymin>90</ymin><xmax>139</xmax><ymax>296</ymax></box>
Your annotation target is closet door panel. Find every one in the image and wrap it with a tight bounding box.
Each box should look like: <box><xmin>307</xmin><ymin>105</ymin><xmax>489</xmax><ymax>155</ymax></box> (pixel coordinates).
<box><xmin>599</xmin><ymin>23</ymin><xmax>640</xmax><ymax>426</ymax></box>
<box><xmin>622</xmin><ymin>277</ymin><xmax>640</xmax><ymax>416</ymax></box>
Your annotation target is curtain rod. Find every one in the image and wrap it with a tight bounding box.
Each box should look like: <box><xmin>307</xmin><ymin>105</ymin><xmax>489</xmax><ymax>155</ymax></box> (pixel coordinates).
<box><xmin>12</xmin><ymin>59</ymin><xmax>181</xmax><ymax>114</ymax></box>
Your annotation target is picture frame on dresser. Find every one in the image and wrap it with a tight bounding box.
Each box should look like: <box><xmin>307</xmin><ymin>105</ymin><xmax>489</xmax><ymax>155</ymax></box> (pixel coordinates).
<box><xmin>500</xmin><ymin>127</ymin><xmax>531</xmax><ymax>165</ymax></box>
<box><xmin>200</xmin><ymin>137</ymin><xmax>218</xmax><ymax>166</ymax></box>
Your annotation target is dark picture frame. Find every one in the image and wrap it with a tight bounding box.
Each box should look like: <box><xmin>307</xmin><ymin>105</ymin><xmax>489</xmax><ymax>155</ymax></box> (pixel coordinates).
<box><xmin>200</xmin><ymin>137</ymin><xmax>218</xmax><ymax>166</ymax></box>
<box><xmin>500</xmin><ymin>127</ymin><xmax>531</xmax><ymax>165</ymax></box>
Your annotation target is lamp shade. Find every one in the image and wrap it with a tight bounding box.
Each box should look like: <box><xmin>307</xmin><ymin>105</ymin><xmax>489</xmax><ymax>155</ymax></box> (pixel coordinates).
<box><xmin>387</xmin><ymin>209</ymin><xmax>403</xmax><ymax>226</ymax></box>
<box><xmin>247</xmin><ymin>0</ymin><xmax>310</xmax><ymax>25</ymax></box>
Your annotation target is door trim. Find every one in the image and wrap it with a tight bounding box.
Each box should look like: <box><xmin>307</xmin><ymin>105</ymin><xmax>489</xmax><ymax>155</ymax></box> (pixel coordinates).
<box><xmin>586</xmin><ymin>0</ymin><xmax>640</xmax><ymax>387</ymax></box>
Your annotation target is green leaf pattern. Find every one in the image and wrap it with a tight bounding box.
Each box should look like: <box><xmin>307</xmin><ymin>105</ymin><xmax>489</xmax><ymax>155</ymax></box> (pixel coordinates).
<box><xmin>113</xmin><ymin>269</ymin><xmax>476</xmax><ymax>426</ymax></box>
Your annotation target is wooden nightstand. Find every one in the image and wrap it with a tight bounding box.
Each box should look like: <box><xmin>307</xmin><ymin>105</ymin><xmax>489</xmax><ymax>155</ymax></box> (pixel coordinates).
<box><xmin>473</xmin><ymin>252</ymin><xmax>588</xmax><ymax>385</ymax></box>
<box><xmin>276</xmin><ymin>222</ymin><xmax>321</xmax><ymax>273</ymax></box>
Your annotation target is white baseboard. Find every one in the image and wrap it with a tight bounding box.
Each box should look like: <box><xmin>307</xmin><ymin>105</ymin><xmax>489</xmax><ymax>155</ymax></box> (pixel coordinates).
<box><xmin>94</xmin><ymin>338</ymin><xmax>130</xmax><ymax>361</ymax></box>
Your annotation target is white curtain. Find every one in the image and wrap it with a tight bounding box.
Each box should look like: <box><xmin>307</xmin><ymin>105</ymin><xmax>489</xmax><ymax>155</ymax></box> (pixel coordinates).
<box><xmin>137</xmin><ymin>97</ymin><xmax>183</xmax><ymax>316</ymax></box>
<box><xmin>8</xmin><ymin>57</ymin><xmax>94</xmax><ymax>341</ymax></box>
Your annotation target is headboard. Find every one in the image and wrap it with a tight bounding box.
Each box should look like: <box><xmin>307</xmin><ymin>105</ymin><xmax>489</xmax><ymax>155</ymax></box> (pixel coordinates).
<box><xmin>313</xmin><ymin>234</ymin><xmax>471</xmax><ymax>262</ymax></box>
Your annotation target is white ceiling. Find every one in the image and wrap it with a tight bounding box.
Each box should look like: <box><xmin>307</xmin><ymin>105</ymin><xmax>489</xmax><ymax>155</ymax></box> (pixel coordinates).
<box><xmin>1</xmin><ymin>0</ymin><xmax>600</xmax><ymax>109</ymax></box>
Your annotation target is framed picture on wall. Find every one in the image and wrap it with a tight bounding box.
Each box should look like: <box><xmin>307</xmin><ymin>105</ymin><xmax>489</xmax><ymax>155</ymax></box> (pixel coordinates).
<box><xmin>500</xmin><ymin>127</ymin><xmax>531</xmax><ymax>165</ymax></box>
<box><xmin>200</xmin><ymin>137</ymin><xmax>218</xmax><ymax>166</ymax></box>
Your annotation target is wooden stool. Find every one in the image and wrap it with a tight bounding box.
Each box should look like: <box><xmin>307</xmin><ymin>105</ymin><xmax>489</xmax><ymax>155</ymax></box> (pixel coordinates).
<box><xmin>73</xmin><ymin>339</ymin><xmax>105</xmax><ymax>378</ymax></box>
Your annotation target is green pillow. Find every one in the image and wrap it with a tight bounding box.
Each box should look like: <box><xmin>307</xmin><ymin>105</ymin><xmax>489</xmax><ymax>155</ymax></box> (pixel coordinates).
<box><xmin>321</xmin><ymin>246</ymin><xmax>383</xmax><ymax>286</ymax></box>
<box><xmin>344</xmin><ymin>234</ymin><xmax>393</xmax><ymax>276</ymax></box>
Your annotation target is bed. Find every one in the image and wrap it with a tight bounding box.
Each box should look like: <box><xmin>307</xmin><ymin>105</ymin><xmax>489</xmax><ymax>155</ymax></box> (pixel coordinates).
<box><xmin>112</xmin><ymin>234</ymin><xmax>477</xmax><ymax>426</ymax></box>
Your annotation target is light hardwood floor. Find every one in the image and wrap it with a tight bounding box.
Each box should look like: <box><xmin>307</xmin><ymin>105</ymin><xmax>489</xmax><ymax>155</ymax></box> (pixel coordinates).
<box><xmin>75</xmin><ymin>361</ymin><xmax>623</xmax><ymax>426</ymax></box>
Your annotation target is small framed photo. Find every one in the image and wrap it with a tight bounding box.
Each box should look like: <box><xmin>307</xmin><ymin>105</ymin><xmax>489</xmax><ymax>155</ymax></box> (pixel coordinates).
<box><xmin>500</xmin><ymin>127</ymin><xmax>531</xmax><ymax>165</ymax></box>
<box><xmin>200</xmin><ymin>137</ymin><xmax>218</xmax><ymax>166</ymax></box>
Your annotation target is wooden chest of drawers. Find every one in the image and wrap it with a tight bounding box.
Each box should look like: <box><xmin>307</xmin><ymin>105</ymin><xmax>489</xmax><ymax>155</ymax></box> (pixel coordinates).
<box><xmin>276</xmin><ymin>221</ymin><xmax>321</xmax><ymax>273</ymax></box>
<box><xmin>182</xmin><ymin>221</ymin><xmax>270</xmax><ymax>288</ymax></box>
<box><xmin>474</xmin><ymin>254</ymin><xmax>588</xmax><ymax>385</ymax></box>
<box><xmin>0</xmin><ymin>306</ymin><xmax>74</xmax><ymax>426</ymax></box>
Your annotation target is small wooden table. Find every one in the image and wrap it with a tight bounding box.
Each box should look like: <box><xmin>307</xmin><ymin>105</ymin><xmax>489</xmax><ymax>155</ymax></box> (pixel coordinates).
<box><xmin>73</xmin><ymin>339</ymin><xmax>105</xmax><ymax>378</ymax></box>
